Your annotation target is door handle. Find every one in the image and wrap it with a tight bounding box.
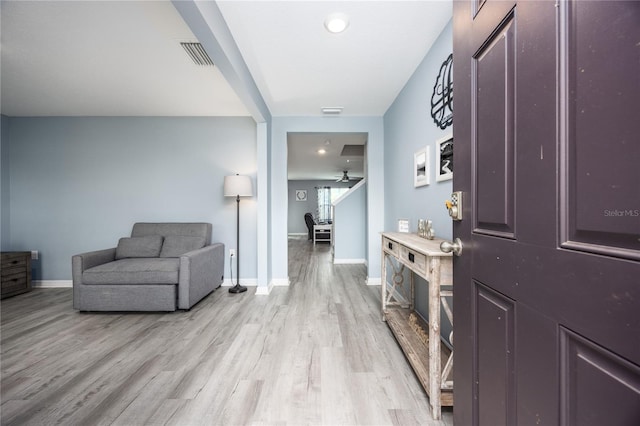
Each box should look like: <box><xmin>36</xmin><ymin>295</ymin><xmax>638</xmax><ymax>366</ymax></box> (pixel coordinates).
<box><xmin>440</xmin><ymin>238</ymin><xmax>463</xmax><ymax>256</ymax></box>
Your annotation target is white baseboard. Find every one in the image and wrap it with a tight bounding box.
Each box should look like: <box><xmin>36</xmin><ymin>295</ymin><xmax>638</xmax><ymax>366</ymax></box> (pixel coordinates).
<box><xmin>334</xmin><ymin>258</ymin><xmax>367</xmax><ymax>265</ymax></box>
<box><xmin>270</xmin><ymin>278</ymin><xmax>290</xmax><ymax>287</ymax></box>
<box><xmin>222</xmin><ymin>278</ymin><xmax>258</xmax><ymax>287</ymax></box>
<box><xmin>33</xmin><ymin>280</ymin><xmax>72</xmax><ymax>288</ymax></box>
<box><xmin>243</xmin><ymin>278</ymin><xmax>286</xmax><ymax>296</ymax></box>
<box><xmin>255</xmin><ymin>281</ymin><xmax>273</xmax><ymax>295</ymax></box>
<box><xmin>366</xmin><ymin>277</ymin><xmax>381</xmax><ymax>286</ymax></box>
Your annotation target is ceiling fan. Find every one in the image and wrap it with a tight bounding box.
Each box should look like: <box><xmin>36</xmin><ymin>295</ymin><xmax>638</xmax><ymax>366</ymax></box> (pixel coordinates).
<box><xmin>336</xmin><ymin>170</ymin><xmax>357</xmax><ymax>183</ymax></box>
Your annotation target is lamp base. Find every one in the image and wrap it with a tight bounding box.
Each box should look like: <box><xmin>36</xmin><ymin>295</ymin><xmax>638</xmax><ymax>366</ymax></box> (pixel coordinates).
<box><xmin>228</xmin><ymin>283</ymin><xmax>247</xmax><ymax>294</ymax></box>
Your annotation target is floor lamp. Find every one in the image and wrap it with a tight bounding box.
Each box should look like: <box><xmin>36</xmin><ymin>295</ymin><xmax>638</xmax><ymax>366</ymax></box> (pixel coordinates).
<box><xmin>223</xmin><ymin>174</ymin><xmax>253</xmax><ymax>294</ymax></box>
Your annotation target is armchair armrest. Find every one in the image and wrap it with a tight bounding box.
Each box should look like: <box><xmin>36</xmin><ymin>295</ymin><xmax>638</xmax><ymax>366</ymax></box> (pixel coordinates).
<box><xmin>72</xmin><ymin>248</ymin><xmax>116</xmax><ymax>275</ymax></box>
<box><xmin>72</xmin><ymin>248</ymin><xmax>116</xmax><ymax>310</ymax></box>
<box><xmin>177</xmin><ymin>243</ymin><xmax>225</xmax><ymax>309</ymax></box>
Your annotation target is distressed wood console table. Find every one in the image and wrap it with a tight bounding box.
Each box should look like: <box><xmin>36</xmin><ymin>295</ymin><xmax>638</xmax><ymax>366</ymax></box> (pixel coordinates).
<box><xmin>380</xmin><ymin>232</ymin><xmax>453</xmax><ymax>420</ymax></box>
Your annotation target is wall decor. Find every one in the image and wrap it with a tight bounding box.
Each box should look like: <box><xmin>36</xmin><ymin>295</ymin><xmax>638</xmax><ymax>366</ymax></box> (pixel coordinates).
<box><xmin>414</xmin><ymin>146</ymin><xmax>430</xmax><ymax>187</ymax></box>
<box><xmin>430</xmin><ymin>53</ymin><xmax>453</xmax><ymax>130</ymax></box>
<box><xmin>295</xmin><ymin>189</ymin><xmax>307</xmax><ymax>201</ymax></box>
<box><xmin>436</xmin><ymin>134</ymin><xmax>453</xmax><ymax>182</ymax></box>
<box><xmin>397</xmin><ymin>219</ymin><xmax>410</xmax><ymax>233</ymax></box>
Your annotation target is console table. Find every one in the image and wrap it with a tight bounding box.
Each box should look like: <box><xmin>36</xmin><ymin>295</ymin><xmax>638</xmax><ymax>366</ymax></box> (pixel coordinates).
<box><xmin>380</xmin><ymin>232</ymin><xmax>453</xmax><ymax>420</ymax></box>
<box><xmin>1</xmin><ymin>251</ymin><xmax>32</xmax><ymax>299</ymax></box>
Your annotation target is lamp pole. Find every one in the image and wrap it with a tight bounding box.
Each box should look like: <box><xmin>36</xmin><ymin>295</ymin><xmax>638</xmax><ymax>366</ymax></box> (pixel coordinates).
<box><xmin>229</xmin><ymin>193</ymin><xmax>247</xmax><ymax>293</ymax></box>
<box><xmin>224</xmin><ymin>174</ymin><xmax>251</xmax><ymax>294</ymax></box>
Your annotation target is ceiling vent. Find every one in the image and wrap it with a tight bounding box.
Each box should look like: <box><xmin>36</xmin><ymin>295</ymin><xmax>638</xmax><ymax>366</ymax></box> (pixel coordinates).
<box><xmin>322</xmin><ymin>107</ymin><xmax>343</xmax><ymax>115</ymax></box>
<box><xmin>341</xmin><ymin>145</ymin><xmax>365</xmax><ymax>156</ymax></box>
<box><xmin>180</xmin><ymin>42</ymin><xmax>214</xmax><ymax>66</ymax></box>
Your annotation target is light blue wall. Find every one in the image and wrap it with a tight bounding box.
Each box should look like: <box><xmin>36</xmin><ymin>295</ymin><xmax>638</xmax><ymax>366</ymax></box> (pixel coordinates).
<box><xmin>383</xmin><ymin>20</ymin><xmax>453</xmax><ymax>345</ymax></box>
<box><xmin>6</xmin><ymin>116</ymin><xmax>258</xmax><ymax>282</ymax></box>
<box><xmin>384</xmin><ymin>20</ymin><xmax>453</xmax><ymax>239</ymax></box>
<box><xmin>1</xmin><ymin>115</ymin><xmax>10</xmax><ymax>250</ymax></box>
<box><xmin>333</xmin><ymin>181</ymin><xmax>367</xmax><ymax>261</ymax></box>
<box><xmin>272</xmin><ymin>116</ymin><xmax>384</xmax><ymax>284</ymax></box>
<box><xmin>287</xmin><ymin>180</ymin><xmax>353</xmax><ymax>235</ymax></box>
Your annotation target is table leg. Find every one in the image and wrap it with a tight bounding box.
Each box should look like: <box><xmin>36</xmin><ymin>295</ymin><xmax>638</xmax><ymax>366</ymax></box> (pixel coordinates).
<box><xmin>428</xmin><ymin>257</ymin><xmax>442</xmax><ymax>419</ymax></box>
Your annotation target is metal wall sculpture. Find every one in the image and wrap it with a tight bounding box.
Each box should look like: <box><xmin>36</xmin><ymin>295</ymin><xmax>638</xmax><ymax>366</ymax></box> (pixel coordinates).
<box><xmin>430</xmin><ymin>53</ymin><xmax>453</xmax><ymax>130</ymax></box>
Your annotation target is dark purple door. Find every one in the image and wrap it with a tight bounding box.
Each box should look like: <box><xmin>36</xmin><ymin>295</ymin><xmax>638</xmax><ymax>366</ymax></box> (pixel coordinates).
<box><xmin>453</xmin><ymin>1</ymin><xmax>640</xmax><ymax>424</ymax></box>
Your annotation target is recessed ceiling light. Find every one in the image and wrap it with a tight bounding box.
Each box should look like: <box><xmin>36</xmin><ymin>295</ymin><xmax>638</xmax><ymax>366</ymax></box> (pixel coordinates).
<box><xmin>324</xmin><ymin>13</ymin><xmax>349</xmax><ymax>34</ymax></box>
<box><xmin>318</xmin><ymin>149</ymin><xmax>327</xmax><ymax>155</ymax></box>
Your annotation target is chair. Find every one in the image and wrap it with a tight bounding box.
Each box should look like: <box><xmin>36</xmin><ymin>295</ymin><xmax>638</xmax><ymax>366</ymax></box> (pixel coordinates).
<box><xmin>304</xmin><ymin>213</ymin><xmax>316</xmax><ymax>240</ymax></box>
<box><xmin>72</xmin><ymin>222</ymin><xmax>224</xmax><ymax>311</ymax></box>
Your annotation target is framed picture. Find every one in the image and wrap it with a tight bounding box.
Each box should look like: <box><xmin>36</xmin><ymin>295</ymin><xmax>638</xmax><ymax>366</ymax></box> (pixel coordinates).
<box><xmin>435</xmin><ymin>134</ymin><xmax>453</xmax><ymax>182</ymax></box>
<box><xmin>295</xmin><ymin>189</ymin><xmax>307</xmax><ymax>201</ymax></box>
<box><xmin>413</xmin><ymin>146</ymin><xmax>430</xmax><ymax>187</ymax></box>
<box><xmin>398</xmin><ymin>219</ymin><xmax>410</xmax><ymax>233</ymax></box>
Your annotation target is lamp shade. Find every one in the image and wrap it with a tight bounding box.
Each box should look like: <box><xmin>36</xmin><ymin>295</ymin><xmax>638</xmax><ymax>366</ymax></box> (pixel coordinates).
<box><xmin>224</xmin><ymin>174</ymin><xmax>253</xmax><ymax>197</ymax></box>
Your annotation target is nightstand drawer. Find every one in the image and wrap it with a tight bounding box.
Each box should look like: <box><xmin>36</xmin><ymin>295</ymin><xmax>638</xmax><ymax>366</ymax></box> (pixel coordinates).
<box><xmin>2</xmin><ymin>275</ymin><xmax>27</xmax><ymax>291</ymax></box>
<box><xmin>1</xmin><ymin>255</ymin><xmax>28</xmax><ymax>270</ymax></box>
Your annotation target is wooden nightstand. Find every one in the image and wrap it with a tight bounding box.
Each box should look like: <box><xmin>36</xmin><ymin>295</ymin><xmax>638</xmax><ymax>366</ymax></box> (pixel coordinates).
<box><xmin>1</xmin><ymin>252</ymin><xmax>32</xmax><ymax>299</ymax></box>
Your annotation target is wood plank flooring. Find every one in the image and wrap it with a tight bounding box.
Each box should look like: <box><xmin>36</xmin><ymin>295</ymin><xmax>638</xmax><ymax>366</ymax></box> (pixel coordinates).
<box><xmin>1</xmin><ymin>237</ymin><xmax>453</xmax><ymax>425</ymax></box>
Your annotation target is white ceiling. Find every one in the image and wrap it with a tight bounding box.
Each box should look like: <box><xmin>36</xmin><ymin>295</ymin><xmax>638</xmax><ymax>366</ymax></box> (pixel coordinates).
<box><xmin>288</xmin><ymin>132</ymin><xmax>367</xmax><ymax>180</ymax></box>
<box><xmin>217</xmin><ymin>0</ymin><xmax>452</xmax><ymax>116</ymax></box>
<box><xmin>1</xmin><ymin>0</ymin><xmax>452</xmax><ymax>177</ymax></box>
<box><xmin>0</xmin><ymin>1</ymin><xmax>249</xmax><ymax>116</ymax></box>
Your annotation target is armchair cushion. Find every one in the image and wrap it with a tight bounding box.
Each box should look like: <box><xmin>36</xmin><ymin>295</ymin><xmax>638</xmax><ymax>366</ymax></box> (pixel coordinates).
<box><xmin>160</xmin><ymin>236</ymin><xmax>206</xmax><ymax>258</ymax></box>
<box><xmin>115</xmin><ymin>235</ymin><xmax>164</xmax><ymax>259</ymax></box>
<box><xmin>83</xmin><ymin>258</ymin><xmax>180</xmax><ymax>285</ymax></box>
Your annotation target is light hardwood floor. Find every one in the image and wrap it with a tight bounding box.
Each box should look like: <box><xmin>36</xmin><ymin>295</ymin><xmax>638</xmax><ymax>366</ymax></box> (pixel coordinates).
<box><xmin>1</xmin><ymin>237</ymin><xmax>453</xmax><ymax>425</ymax></box>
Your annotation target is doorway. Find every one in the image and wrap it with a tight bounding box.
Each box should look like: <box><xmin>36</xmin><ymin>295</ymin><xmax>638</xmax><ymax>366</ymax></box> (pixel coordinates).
<box><xmin>286</xmin><ymin>132</ymin><xmax>368</xmax><ymax>261</ymax></box>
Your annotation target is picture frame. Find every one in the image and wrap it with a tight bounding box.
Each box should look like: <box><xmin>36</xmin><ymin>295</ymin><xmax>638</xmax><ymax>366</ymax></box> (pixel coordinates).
<box><xmin>295</xmin><ymin>189</ymin><xmax>307</xmax><ymax>202</ymax></box>
<box><xmin>435</xmin><ymin>134</ymin><xmax>453</xmax><ymax>182</ymax></box>
<box><xmin>413</xmin><ymin>146</ymin><xmax>430</xmax><ymax>187</ymax></box>
<box><xmin>397</xmin><ymin>219</ymin><xmax>410</xmax><ymax>233</ymax></box>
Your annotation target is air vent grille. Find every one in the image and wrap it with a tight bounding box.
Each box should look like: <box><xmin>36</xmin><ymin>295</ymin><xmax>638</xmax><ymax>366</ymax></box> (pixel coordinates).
<box><xmin>341</xmin><ymin>145</ymin><xmax>365</xmax><ymax>156</ymax></box>
<box><xmin>321</xmin><ymin>107</ymin><xmax>343</xmax><ymax>115</ymax></box>
<box><xmin>180</xmin><ymin>42</ymin><xmax>214</xmax><ymax>66</ymax></box>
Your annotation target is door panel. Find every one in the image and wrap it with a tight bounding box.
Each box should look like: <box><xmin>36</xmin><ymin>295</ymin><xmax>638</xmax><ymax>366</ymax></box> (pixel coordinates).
<box><xmin>453</xmin><ymin>0</ymin><xmax>640</xmax><ymax>424</ymax></box>
<box><xmin>561</xmin><ymin>328</ymin><xmax>640</xmax><ymax>426</ymax></box>
<box><xmin>474</xmin><ymin>14</ymin><xmax>516</xmax><ymax>238</ymax></box>
<box><xmin>475</xmin><ymin>283</ymin><xmax>516</xmax><ymax>426</ymax></box>
<box><xmin>560</xmin><ymin>0</ymin><xmax>640</xmax><ymax>259</ymax></box>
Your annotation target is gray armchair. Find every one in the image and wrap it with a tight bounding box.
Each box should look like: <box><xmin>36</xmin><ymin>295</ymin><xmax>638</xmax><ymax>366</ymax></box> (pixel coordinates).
<box><xmin>72</xmin><ymin>223</ymin><xmax>224</xmax><ymax>311</ymax></box>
